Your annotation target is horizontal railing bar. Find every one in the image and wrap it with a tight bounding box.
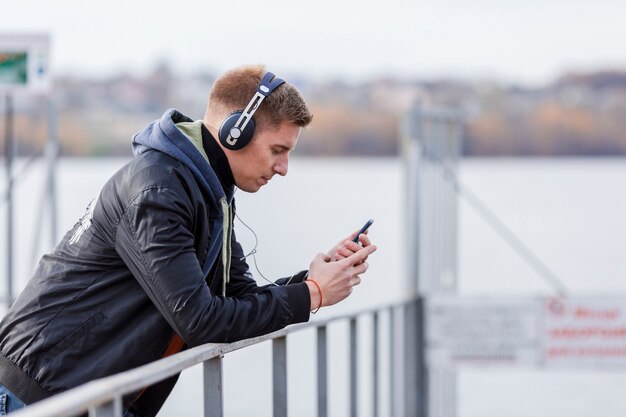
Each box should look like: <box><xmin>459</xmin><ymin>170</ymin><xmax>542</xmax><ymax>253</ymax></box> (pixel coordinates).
<box><xmin>10</xmin><ymin>344</ymin><xmax>220</xmax><ymax>417</ymax></box>
<box><xmin>12</xmin><ymin>297</ymin><xmax>416</xmax><ymax>417</ymax></box>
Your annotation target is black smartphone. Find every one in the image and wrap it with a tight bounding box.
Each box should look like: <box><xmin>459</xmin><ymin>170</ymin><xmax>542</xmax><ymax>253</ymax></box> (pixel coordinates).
<box><xmin>352</xmin><ymin>219</ymin><xmax>374</xmax><ymax>243</ymax></box>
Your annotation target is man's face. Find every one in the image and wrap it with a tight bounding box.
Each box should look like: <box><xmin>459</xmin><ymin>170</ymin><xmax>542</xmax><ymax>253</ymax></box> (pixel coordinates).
<box><xmin>227</xmin><ymin>122</ymin><xmax>301</xmax><ymax>192</ymax></box>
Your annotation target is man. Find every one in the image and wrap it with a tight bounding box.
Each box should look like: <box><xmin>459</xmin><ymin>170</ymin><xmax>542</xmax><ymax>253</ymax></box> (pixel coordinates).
<box><xmin>0</xmin><ymin>65</ymin><xmax>376</xmax><ymax>416</ymax></box>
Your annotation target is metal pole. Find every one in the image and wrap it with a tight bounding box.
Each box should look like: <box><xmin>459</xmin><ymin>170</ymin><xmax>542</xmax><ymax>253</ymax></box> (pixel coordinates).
<box><xmin>404</xmin><ymin>102</ymin><xmax>421</xmax><ymax>296</ymax></box>
<box><xmin>404</xmin><ymin>297</ymin><xmax>427</xmax><ymax>417</ymax></box>
<box><xmin>349</xmin><ymin>318</ymin><xmax>358</xmax><ymax>417</ymax></box>
<box><xmin>317</xmin><ymin>326</ymin><xmax>328</xmax><ymax>417</ymax></box>
<box><xmin>372</xmin><ymin>312</ymin><xmax>379</xmax><ymax>417</ymax></box>
<box><xmin>47</xmin><ymin>97</ymin><xmax>58</xmax><ymax>245</ymax></box>
<box><xmin>203</xmin><ymin>356</ymin><xmax>224</xmax><ymax>417</ymax></box>
<box><xmin>273</xmin><ymin>336</ymin><xmax>288</xmax><ymax>417</ymax></box>
<box><xmin>89</xmin><ymin>397</ymin><xmax>122</xmax><ymax>417</ymax></box>
<box><xmin>404</xmin><ymin>101</ymin><xmax>428</xmax><ymax>417</ymax></box>
<box><xmin>4</xmin><ymin>94</ymin><xmax>14</xmax><ymax>308</ymax></box>
<box><xmin>28</xmin><ymin>98</ymin><xmax>60</xmax><ymax>275</ymax></box>
<box><xmin>390</xmin><ymin>307</ymin><xmax>397</xmax><ymax>417</ymax></box>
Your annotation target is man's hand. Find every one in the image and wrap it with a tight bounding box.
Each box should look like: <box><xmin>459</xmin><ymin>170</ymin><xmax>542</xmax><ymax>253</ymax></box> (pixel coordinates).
<box><xmin>326</xmin><ymin>229</ymin><xmax>373</xmax><ymax>263</ymax></box>
<box><xmin>306</xmin><ymin>243</ymin><xmax>377</xmax><ymax>310</ymax></box>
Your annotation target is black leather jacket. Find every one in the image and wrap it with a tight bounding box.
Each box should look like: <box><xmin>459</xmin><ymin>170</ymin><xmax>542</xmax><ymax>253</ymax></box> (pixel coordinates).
<box><xmin>0</xmin><ymin>111</ymin><xmax>310</xmax><ymax>416</ymax></box>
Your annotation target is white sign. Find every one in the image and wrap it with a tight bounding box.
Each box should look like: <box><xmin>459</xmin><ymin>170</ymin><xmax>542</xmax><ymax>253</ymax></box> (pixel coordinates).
<box><xmin>543</xmin><ymin>297</ymin><xmax>626</xmax><ymax>368</ymax></box>
<box><xmin>427</xmin><ymin>296</ymin><xmax>626</xmax><ymax>369</ymax></box>
<box><xmin>427</xmin><ymin>297</ymin><xmax>539</xmax><ymax>367</ymax></box>
<box><xmin>0</xmin><ymin>33</ymin><xmax>50</xmax><ymax>94</ymax></box>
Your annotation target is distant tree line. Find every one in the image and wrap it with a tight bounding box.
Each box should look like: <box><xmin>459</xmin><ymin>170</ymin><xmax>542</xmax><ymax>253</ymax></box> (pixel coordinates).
<box><xmin>463</xmin><ymin>71</ymin><xmax>626</xmax><ymax>156</ymax></box>
<box><xmin>1</xmin><ymin>67</ymin><xmax>625</xmax><ymax>157</ymax></box>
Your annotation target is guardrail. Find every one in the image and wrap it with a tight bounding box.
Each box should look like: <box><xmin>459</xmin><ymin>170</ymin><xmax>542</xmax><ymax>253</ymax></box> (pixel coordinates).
<box><xmin>11</xmin><ymin>296</ymin><xmax>423</xmax><ymax>417</ymax></box>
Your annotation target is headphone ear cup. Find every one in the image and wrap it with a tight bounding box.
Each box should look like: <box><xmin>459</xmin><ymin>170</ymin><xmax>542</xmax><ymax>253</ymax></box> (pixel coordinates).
<box><xmin>218</xmin><ymin>112</ymin><xmax>256</xmax><ymax>151</ymax></box>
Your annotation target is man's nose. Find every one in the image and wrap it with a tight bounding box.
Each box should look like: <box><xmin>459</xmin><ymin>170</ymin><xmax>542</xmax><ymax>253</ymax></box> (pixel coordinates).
<box><xmin>274</xmin><ymin>156</ymin><xmax>288</xmax><ymax>177</ymax></box>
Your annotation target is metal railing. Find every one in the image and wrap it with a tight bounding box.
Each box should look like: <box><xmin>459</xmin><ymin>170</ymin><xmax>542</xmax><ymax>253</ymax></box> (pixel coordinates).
<box><xmin>11</xmin><ymin>297</ymin><xmax>423</xmax><ymax>417</ymax></box>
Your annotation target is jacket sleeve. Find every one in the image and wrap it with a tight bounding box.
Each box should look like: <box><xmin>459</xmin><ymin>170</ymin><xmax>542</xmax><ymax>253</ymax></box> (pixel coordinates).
<box><xmin>114</xmin><ymin>185</ymin><xmax>310</xmax><ymax>346</ymax></box>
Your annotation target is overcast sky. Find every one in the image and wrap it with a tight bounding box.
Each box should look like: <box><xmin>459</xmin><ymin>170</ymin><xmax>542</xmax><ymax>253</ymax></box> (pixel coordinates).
<box><xmin>2</xmin><ymin>0</ymin><xmax>625</xmax><ymax>85</ymax></box>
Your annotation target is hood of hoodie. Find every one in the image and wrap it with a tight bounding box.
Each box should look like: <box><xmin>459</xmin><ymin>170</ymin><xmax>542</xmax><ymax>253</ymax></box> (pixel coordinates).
<box><xmin>131</xmin><ymin>109</ymin><xmax>234</xmax><ymax>283</ymax></box>
<box><xmin>131</xmin><ymin>109</ymin><xmax>234</xmax><ymax>204</ymax></box>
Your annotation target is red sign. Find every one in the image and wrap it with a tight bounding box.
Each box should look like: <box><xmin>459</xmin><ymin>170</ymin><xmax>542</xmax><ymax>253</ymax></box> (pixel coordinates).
<box><xmin>543</xmin><ymin>297</ymin><xmax>626</xmax><ymax>367</ymax></box>
<box><xmin>427</xmin><ymin>296</ymin><xmax>626</xmax><ymax>369</ymax></box>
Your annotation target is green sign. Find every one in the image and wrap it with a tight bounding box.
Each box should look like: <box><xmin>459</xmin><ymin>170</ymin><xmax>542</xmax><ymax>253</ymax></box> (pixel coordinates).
<box><xmin>0</xmin><ymin>33</ymin><xmax>49</xmax><ymax>94</ymax></box>
<box><xmin>0</xmin><ymin>52</ymin><xmax>28</xmax><ymax>85</ymax></box>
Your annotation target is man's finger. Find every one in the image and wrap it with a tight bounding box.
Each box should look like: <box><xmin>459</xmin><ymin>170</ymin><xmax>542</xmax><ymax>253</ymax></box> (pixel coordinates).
<box><xmin>352</xmin><ymin>261</ymin><xmax>369</xmax><ymax>276</ymax></box>
<box><xmin>344</xmin><ymin>240</ymin><xmax>361</xmax><ymax>252</ymax></box>
<box><xmin>358</xmin><ymin>234</ymin><xmax>372</xmax><ymax>247</ymax></box>
<box><xmin>343</xmin><ymin>244</ymin><xmax>377</xmax><ymax>266</ymax></box>
<box><xmin>348</xmin><ymin>227</ymin><xmax>370</xmax><ymax>242</ymax></box>
<box><xmin>335</xmin><ymin>248</ymin><xmax>351</xmax><ymax>260</ymax></box>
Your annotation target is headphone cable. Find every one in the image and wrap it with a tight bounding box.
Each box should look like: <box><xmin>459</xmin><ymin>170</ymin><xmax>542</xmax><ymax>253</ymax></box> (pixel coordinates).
<box><xmin>235</xmin><ymin>212</ymin><xmax>296</xmax><ymax>286</ymax></box>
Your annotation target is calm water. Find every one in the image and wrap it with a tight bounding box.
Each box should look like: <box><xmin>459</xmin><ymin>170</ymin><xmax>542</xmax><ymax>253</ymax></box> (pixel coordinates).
<box><xmin>1</xmin><ymin>157</ymin><xmax>626</xmax><ymax>416</ymax></box>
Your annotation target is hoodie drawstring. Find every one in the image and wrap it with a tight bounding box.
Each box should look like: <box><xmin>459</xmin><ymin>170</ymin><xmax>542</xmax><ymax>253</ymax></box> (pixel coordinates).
<box><xmin>220</xmin><ymin>198</ymin><xmax>233</xmax><ymax>296</ymax></box>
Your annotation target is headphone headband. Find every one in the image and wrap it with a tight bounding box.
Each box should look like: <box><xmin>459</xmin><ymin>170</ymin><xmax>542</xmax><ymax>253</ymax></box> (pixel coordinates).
<box><xmin>220</xmin><ymin>72</ymin><xmax>285</xmax><ymax>148</ymax></box>
<box><xmin>258</xmin><ymin>72</ymin><xmax>285</xmax><ymax>96</ymax></box>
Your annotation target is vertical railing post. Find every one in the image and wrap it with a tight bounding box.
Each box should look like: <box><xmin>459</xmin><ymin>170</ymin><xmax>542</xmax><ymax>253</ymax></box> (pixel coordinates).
<box><xmin>404</xmin><ymin>297</ymin><xmax>427</xmax><ymax>417</ymax></box>
<box><xmin>46</xmin><ymin>97</ymin><xmax>59</xmax><ymax>245</ymax></box>
<box><xmin>4</xmin><ymin>94</ymin><xmax>14</xmax><ymax>309</ymax></box>
<box><xmin>349</xmin><ymin>318</ymin><xmax>358</xmax><ymax>417</ymax></box>
<box><xmin>89</xmin><ymin>397</ymin><xmax>122</xmax><ymax>417</ymax></box>
<box><xmin>273</xmin><ymin>336</ymin><xmax>288</xmax><ymax>417</ymax></box>
<box><xmin>390</xmin><ymin>307</ymin><xmax>397</xmax><ymax>417</ymax></box>
<box><xmin>204</xmin><ymin>356</ymin><xmax>224</xmax><ymax>417</ymax></box>
<box><xmin>317</xmin><ymin>326</ymin><xmax>328</xmax><ymax>417</ymax></box>
<box><xmin>372</xmin><ymin>312</ymin><xmax>379</xmax><ymax>417</ymax></box>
